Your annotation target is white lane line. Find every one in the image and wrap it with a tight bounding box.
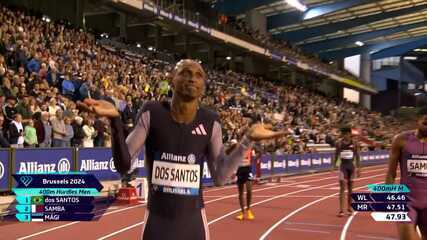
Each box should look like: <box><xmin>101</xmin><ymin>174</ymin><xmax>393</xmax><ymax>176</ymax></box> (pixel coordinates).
<box><xmin>283</xmin><ymin>227</ymin><xmax>331</xmax><ymax>234</ymax></box>
<box><xmin>97</xmin><ymin>221</ymin><xmax>145</xmax><ymax>240</ymax></box>
<box><xmin>17</xmin><ymin>222</ymin><xmax>81</xmax><ymax>240</ymax></box>
<box><xmin>340</xmin><ymin>212</ymin><xmax>357</xmax><ymax>240</ymax></box>
<box><xmin>283</xmin><ymin>221</ymin><xmax>342</xmax><ymax>228</ymax></box>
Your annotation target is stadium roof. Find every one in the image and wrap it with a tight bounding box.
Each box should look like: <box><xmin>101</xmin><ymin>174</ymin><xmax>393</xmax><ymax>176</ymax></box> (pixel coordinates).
<box><xmin>213</xmin><ymin>0</ymin><xmax>427</xmax><ymax>60</ymax></box>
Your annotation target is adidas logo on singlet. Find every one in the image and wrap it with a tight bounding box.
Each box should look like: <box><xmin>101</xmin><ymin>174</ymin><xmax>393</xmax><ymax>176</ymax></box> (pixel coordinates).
<box><xmin>192</xmin><ymin>124</ymin><xmax>207</xmax><ymax>136</ymax></box>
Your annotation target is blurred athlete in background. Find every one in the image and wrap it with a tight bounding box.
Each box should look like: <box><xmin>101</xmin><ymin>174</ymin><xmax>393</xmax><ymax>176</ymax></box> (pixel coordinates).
<box><xmin>335</xmin><ymin>126</ymin><xmax>361</xmax><ymax>217</ymax></box>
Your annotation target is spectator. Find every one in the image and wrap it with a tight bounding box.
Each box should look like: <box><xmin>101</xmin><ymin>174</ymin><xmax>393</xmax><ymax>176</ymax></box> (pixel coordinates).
<box><xmin>71</xmin><ymin>116</ymin><xmax>84</xmax><ymax>147</ymax></box>
<box><xmin>24</xmin><ymin>119</ymin><xmax>37</xmax><ymax>147</ymax></box>
<box><xmin>29</xmin><ymin>97</ymin><xmax>41</xmax><ymax>114</ymax></box>
<box><xmin>33</xmin><ymin>112</ymin><xmax>44</xmax><ymax>145</ymax></box>
<box><xmin>93</xmin><ymin>118</ymin><xmax>105</xmax><ymax>147</ymax></box>
<box><xmin>9</xmin><ymin>113</ymin><xmax>24</xmax><ymax>148</ymax></box>
<box><xmin>82</xmin><ymin>117</ymin><xmax>96</xmax><ymax>148</ymax></box>
<box><xmin>26</xmin><ymin>53</ymin><xmax>40</xmax><ymax>74</ymax></box>
<box><xmin>0</xmin><ymin>114</ymin><xmax>10</xmax><ymax>147</ymax></box>
<box><xmin>121</xmin><ymin>98</ymin><xmax>136</xmax><ymax>125</ymax></box>
<box><xmin>3</xmin><ymin>96</ymin><xmax>16</xmax><ymax>123</ymax></box>
<box><xmin>48</xmin><ymin>98</ymin><xmax>60</xmax><ymax>120</ymax></box>
<box><xmin>1</xmin><ymin>78</ymin><xmax>13</xmax><ymax>98</ymax></box>
<box><xmin>51</xmin><ymin>109</ymin><xmax>66</xmax><ymax>147</ymax></box>
<box><xmin>36</xmin><ymin>112</ymin><xmax>52</xmax><ymax>148</ymax></box>
<box><xmin>63</xmin><ymin>117</ymin><xmax>74</xmax><ymax>147</ymax></box>
<box><xmin>16</xmin><ymin>95</ymin><xmax>32</xmax><ymax>119</ymax></box>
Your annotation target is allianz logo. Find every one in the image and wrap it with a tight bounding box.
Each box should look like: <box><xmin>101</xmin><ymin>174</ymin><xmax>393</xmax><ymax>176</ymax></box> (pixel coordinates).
<box><xmin>301</xmin><ymin>159</ymin><xmax>311</xmax><ymax>166</ymax></box>
<box><xmin>287</xmin><ymin>160</ymin><xmax>299</xmax><ymax>167</ymax></box>
<box><xmin>18</xmin><ymin>158</ymin><xmax>71</xmax><ymax>173</ymax></box>
<box><xmin>80</xmin><ymin>158</ymin><xmax>114</xmax><ymax>172</ymax></box>
<box><xmin>273</xmin><ymin>160</ymin><xmax>286</xmax><ymax>169</ymax></box>
<box><xmin>312</xmin><ymin>158</ymin><xmax>322</xmax><ymax>165</ymax></box>
<box><xmin>260</xmin><ymin>161</ymin><xmax>271</xmax><ymax>170</ymax></box>
<box><xmin>322</xmin><ymin>157</ymin><xmax>332</xmax><ymax>164</ymax></box>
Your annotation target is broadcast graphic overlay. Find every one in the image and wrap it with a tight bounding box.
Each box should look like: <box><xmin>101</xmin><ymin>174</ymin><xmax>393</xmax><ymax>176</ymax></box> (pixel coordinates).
<box><xmin>351</xmin><ymin>184</ymin><xmax>410</xmax><ymax>222</ymax></box>
<box><xmin>12</xmin><ymin>172</ymin><xmax>103</xmax><ymax>222</ymax></box>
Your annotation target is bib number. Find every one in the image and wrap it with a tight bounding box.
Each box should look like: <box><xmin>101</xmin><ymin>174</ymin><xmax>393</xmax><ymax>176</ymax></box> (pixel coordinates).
<box><xmin>340</xmin><ymin>150</ymin><xmax>354</xmax><ymax>160</ymax></box>
<box><xmin>152</xmin><ymin>161</ymin><xmax>201</xmax><ymax>196</ymax></box>
<box><xmin>408</xmin><ymin>155</ymin><xmax>427</xmax><ymax>177</ymax></box>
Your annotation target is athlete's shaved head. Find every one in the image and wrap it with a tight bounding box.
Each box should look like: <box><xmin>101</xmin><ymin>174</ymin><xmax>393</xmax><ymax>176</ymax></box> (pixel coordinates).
<box><xmin>173</xmin><ymin>59</ymin><xmax>206</xmax><ymax>80</ymax></box>
<box><xmin>171</xmin><ymin>59</ymin><xmax>206</xmax><ymax>101</ymax></box>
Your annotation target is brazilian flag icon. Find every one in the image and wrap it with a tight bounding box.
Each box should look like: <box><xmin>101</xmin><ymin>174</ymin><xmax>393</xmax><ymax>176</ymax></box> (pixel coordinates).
<box><xmin>31</xmin><ymin>196</ymin><xmax>44</xmax><ymax>205</ymax></box>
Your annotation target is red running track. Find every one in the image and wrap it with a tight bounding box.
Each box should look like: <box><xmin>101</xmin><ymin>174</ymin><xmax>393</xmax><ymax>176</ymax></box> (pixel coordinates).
<box><xmin>0</xmin><ymin>164</ymin><xmax>400</xmax><ymax>240</ymax></box>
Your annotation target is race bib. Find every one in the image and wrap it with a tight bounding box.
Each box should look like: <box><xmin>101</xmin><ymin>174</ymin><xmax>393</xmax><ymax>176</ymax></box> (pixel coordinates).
<box><xmin>407</xmin><ymin>155</ymin><xmax>427</xmax><ymax>177</ymax></box>
<box><xmin>340</xmin><ymin>150</ymin><xmax>354</xmax><ymax>160</ymax></box>
<box><xmin>152</xmin><ymin>160</ymin><xmax>201</xmax><ymax>196</ymax></box>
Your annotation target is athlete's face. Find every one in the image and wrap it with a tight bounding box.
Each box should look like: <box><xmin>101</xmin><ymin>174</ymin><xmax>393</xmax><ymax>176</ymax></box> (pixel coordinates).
<box><xmin>417</xmin><ymin>114</ymin><xmax>427</xmax><ymax>134</ymax></box>
<box><xmin>172</xmin><ymin>60</ymin><xmax>206</xmax><ymax>101</ymax></box>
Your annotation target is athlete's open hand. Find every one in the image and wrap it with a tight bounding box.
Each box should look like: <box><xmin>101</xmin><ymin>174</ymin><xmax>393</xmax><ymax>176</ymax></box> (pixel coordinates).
<box><xmin>77</xmin><ymin>98</ymin><xmax>120</xmax><ymax>118</ymax></box>
<box><xmin>247</xmin><ymin>123</ymin><xmax>287</xmax><ymax>141</ymax></box>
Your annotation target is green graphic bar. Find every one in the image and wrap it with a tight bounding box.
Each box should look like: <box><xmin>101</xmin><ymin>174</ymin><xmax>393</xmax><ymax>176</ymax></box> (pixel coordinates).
<box><xmin>16</xmin><ymin>205</ymin><xmax>31</xmax><ymax>213</ymax></box>
<box><xmin>16</xmin><ymin>196</ymin><xmax>32</xmax><ymax>204</ymax></box>
<box><xmin>368</xmin><ymin>184</ymin><xmax>410</xmax><ymax>193</ymax></box>
<box><xmin>12</xmin><ymin>188</ymin><xmax>101</xmax><ymax>196</ymax></box>
<box><xmin>16</xmin><ymin>213</ymin><xmax>31</xmax><ymax>222</ymax></box>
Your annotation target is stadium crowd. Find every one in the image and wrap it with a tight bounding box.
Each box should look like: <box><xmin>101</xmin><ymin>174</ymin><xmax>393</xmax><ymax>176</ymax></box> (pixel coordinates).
<box><xmin>0</xmin><ymin>5</ymin><xmax>405</xmax><ymax>154</ymax></box>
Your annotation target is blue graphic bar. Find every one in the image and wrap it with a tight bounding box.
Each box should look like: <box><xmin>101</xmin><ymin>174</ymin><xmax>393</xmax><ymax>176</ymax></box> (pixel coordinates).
<box><xmin>13</xmin><ymin>174</ymin><xmax>103</xmax><ymax>191</ymax></box>
<box><xmin>351</xmin><ymin>193</ymin><xmax>408</xmax><ymax>202</ymax></box>
<box><xmin>352</xmin><ymin>203</ymin><xmax>408</xmax><ymax>212</ymax></box>
<box><xmin>12</xmin><ymin>188</ymin><xmax>100</xmax><ymax>196</ymax></box>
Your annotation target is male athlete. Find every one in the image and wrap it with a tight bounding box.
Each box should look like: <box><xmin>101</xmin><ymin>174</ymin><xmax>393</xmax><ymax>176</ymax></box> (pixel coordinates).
<box><xmin>235</xmin><ymin>145</ymin><xmax>255</xmax><ymax>220</ymax></box>
<box><xmin>386</xmin><ymin>107</ymin><xmax>427</xmax><ymax>240</ymax></box>
<box><xmin>335</xmin><ymin>126</ymin><xmax>361</xmax><ymax>217</ymax></box>
<box><xmin>82</xmin><ymin>59</ymin><xmax>285</xmax><ymax>240</ymax></box>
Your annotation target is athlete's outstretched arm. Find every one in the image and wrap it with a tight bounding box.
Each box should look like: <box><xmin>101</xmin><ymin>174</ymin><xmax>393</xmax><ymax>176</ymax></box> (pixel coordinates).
<box><xmin>110</xmin><ymin>110</ymin><xmax>149</xmax><ymax>174</ymax></box>
<box><xmin>80</xmin><ymin>99</ymin><xmax>149</xmax><ymax>175</ymax></box>
<box><xmin>385</xmin><ymin>134</ymin><xmax>403</xmax><ymax>184</ymax></box>
<box><xmin>207</xmin><ymin>122</ymin><xmax>286</xmax><ymax>186</ymax></box>
<box><xmin>207</xmin><ymin>121</ymin><xmax>252</xmax><ymax>186</ymax></box>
